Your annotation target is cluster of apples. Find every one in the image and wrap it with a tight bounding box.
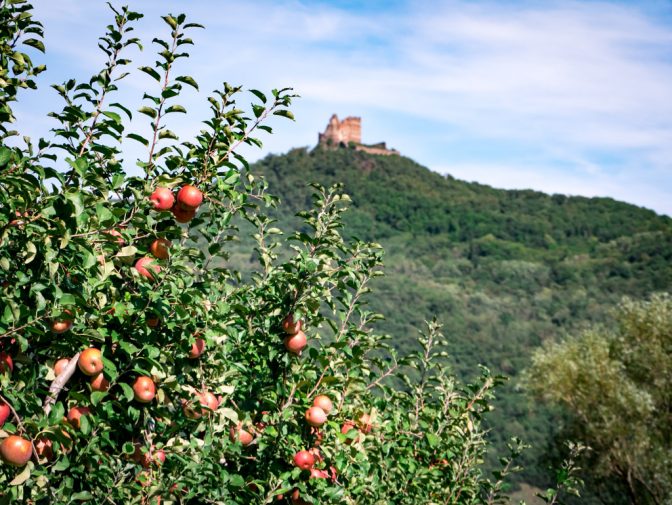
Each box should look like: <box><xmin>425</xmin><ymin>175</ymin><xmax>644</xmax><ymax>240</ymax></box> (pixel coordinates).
<box><xmin>150</xmin><ymin>184</ymin><xmax>203</xmax><ymax>224</ymax></box>
<box><xmin>282</xmin><ymin>314</ymin><xmax>307</xmax><ymax>355</ymax></box>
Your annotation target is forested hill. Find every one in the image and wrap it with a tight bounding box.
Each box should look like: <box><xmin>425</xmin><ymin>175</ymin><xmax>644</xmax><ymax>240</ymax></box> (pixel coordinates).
<box><xmin>241</xmin><ymin>145</ymin><xmax>672</xmax><ymax>487</ymax></box>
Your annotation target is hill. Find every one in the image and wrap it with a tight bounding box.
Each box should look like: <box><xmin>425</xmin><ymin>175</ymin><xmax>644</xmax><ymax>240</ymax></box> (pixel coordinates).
<box><xmin>229</xmin><ymin>145</ymin><xmax>672</xmax><ymax>489</ymax></box>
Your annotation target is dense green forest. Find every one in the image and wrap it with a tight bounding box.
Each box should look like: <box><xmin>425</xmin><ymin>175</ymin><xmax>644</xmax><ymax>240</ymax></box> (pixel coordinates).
<box><xmin>225</xmin><ymin>145</ymin><xmax>672</xmax><ymax>493</ymax></box>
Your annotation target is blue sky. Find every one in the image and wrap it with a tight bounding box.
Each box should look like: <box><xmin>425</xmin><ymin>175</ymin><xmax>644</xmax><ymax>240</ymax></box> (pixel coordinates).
<box><xmin>18</xmin><ymin>0</ymin><xmax>672</xmax><ymax>215</ymax></box>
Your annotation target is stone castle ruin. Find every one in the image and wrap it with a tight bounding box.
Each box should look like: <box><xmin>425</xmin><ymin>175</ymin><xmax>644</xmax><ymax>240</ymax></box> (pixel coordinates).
<box><xmin>318</xmin><ymin>114</ymin><xmax>399</xmax><ymax>156</ymax></box>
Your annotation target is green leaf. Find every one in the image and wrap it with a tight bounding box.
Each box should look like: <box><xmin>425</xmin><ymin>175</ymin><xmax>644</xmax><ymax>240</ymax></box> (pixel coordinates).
<box><xmin>139</xmin><ymin>66</ymin><xmax>161</xmax><ymax>82</ymax></box>
<box><xmin>165</xmin><ymin>104</ymin><xmax>186</xmax><ymax>114</ymax></box>
<box><xmin>25</xmin><ymin>241</ymin><xmax>37</xmax><ymax>264</ymax></box>
<box><xmin>249</xmin><ymin>89</ymin><xmax>267</xmax><ymax>104</ymax></box>
<box><xmin>158</xmin><ymin>129</ymin><xmax>178</xmax><ymax>140</ymax></box>
<box><xmin>162</xmin><ymin>15</ymin><xmax>178</xmax><ymax>29</ymax></box>
<box><xmin>23</xmin><ymin>38</ymin><xmax>45</xmax><ymax>52</ymax></box>
<box><xmin>126</xmin><ymin>133</ymin><xmax>148</xmax><ymax>146</ymax></box>
<box><xmin>175</xmin><ymin>75</ymin><xmax>198</xmax><ymax>90</ymax></box>
<box><xmin>9</xmin><ymin>462</ymin><xmax>32</xmax><ymax>485</ymax></box>
<box><xmin>138</xmin><ymin>106</ymin><xmax>157</xmax><ymax>119</ymax></box>
<box><xmin>119</xmin><ymin>382</ymin><xmax>134</xmax><ymax>402</ymax></box>
<box><xmin>0</xmin><ymin>147</ymin><xmax>11</xmax><ymax>167</ymax></box>
<box><xmin>273</xmin><ymin>109</ymin><xmax>295</xmax><ymax>120</ymax></box>
<box><xmin>101</xmin><ymin>111</ymin><xmax>122</xmax><ymax>124</ymax></box>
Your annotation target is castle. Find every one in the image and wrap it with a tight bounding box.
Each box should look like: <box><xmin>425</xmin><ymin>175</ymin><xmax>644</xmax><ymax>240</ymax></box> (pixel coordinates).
<box><xmin>318</xmin><ymin>114</ymin><xmax>399</xmax><ymax>156</ymax></box>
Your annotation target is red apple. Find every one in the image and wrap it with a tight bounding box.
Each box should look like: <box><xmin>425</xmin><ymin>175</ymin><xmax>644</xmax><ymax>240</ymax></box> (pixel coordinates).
<box><xmin>0</xmin><ymin>352</ymin><xmax>13</xmax><ymax>374</ymax></box>
<box><xmin>282</xmin><ymin>313</ymin><xmax>302</xmax><ymax>335</ymax></box>
<box><xmin>358</xmin><ymin>413</ymin><xmax>373</xmax><ymax>434</ymax></box>
<box><xmin>150</xmin><ymin>187</ymin><xmax>175</xmax><ymax>211</ymax></box>
<box><xmin>0</xmin><ymin>400</ymin><xmax>10</xmax><ymax>427</ymax></box>
<box><xmin>133</xmin><ymin>376</ymin><xmax>156</xmax><ymax>403</ymax></box>
<box><xmin>0</xmin><ymin>435</ymin><xmax>32</xmax><ymax>467</ymax></box>
<box><xmin>105</xmin><ymin>229</ymin><xmax>124</xmax><ymax>245</ymax></box>
<box><xmin>54</xmin><ymin>358</ymin><xmax>70</xmax><ymax>376</ymax></box>
<box><xmin>91</xmin><ymin>372</ymin><xmax>110</xmax><ymax>392</ymax></box>
<box><xmin>147</xmin><ymin>315</ymin><xmax>160</xmax><ymax>327</ymax></box>
<box><xmin>341</xmin><ymin>420</ymin><xmax>358</xmax><ymax>444</ymax></box>
<box><xmin>172</xmin><ymin>205</ymin><xmax>196</xmax><ymax>223</ymax></box>
<box><xmin>312</xmin><ymin>395</ymin><xmax>333</xmax><ymax>415</ymax></box>
<box><xmin>141</xmin><ymin>448</ymin><xmax>166</xmax><ymax>468</ymax></box>
<box><xmin>229</xmin><ymin>424</ymin><xmax>254</xmax><ymax>446</ymax></box>
<box><xmin>51</xmin><ymin>309</ymin><xmax>74</xmax><ymax>334</ymax></box>
<box><xmin>149</xmin><ymin>238</ymin><xmax>171</xmax><ymax>260</ymax></box>
<box><xmin>135</xmin><ymin>257</ymin><xmax>161</xmax><ymax>280</ymax></box>
<box><xmin>176</xmin><ymin>185</ymin><xmax>203</xmax><ymax>209</ymax></box>
<box><xmin>67</xmin><ymin>406</ymin><xmax>91</xmax><ymax>429</ymax></box>
<box><xmin>78</xmin><ymin>348</ymin><xmax>104</xmax><ymax>376</ymax></box>
<box><xmin>284</xmin><ymin>330</ymin><xmax>307</xmax><ymax>355</ymax></box>
<box><xmin>305</xmin><ymin>406</ymin><xmax>327</xmax><ymax>427</ymax></box>
<box><xmin>189</xmin><ymin>338</ymin><xmax>205</xmax><ymax>359</ymax></box>
<box><xmin>293</xmin><ymin>449</ymin><xmax>315</xmax><ymax>470</ymax></box>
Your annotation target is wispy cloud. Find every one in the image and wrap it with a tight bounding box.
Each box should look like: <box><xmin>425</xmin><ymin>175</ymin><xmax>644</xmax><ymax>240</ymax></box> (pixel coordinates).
<box><xmin>20</xmin><ymin>0</ymin><xmax>672</xmax><ymax>215</ymax></box>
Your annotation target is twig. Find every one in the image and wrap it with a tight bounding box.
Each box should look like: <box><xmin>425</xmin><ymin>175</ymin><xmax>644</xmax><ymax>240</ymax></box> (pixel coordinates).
<box><xmin>44</xmin><ymin>352</ymin><xmax>81</xmax><ymax>415</ymax></box>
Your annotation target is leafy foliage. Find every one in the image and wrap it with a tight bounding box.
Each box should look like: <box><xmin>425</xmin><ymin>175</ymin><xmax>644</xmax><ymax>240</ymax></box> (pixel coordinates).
<box><xmin>524</xmin><ymin>294</ymin><xmax>672</xmax><ymax>505</ymax></box>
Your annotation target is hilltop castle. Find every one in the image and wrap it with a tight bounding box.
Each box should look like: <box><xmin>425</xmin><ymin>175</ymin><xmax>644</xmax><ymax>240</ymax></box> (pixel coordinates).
<box><xmin>318</xmin><ymin>114</ymin><xmax>399</xmax><ymax>156</ymax></box>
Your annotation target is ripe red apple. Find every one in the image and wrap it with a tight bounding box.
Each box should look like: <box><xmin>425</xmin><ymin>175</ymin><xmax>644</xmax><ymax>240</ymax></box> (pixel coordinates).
<box><xmin>290</xmin><ymin>488</ymin><xmax>309</xmax><ymax>505</ymax></box>
<box><xmin>135</xmin><ymin>257</ymin><xmax>161</xmax><ymax>280</ymax></box>
<box><xmin>54</xmin><ymin>358</ymin><xmax>70</xmax><ymax>376</ymax></box>
<box><xmin>149</xmin><ymin>238</ymin><xmax>171</xmax><ymax>260</ymax></box>
<box><xmin>51</xmin><ymin>309</ymin><xmax>74</xmax><ymax>334</ymax></box>
<box><xmin>172</xmin><ymin>205</ymin><xmax>196</xmax><ymax>223</ymax></box>
<box><xmin>67</xmin><ymin>406</ymin><xmax>91</xmax><ymax>429</ymax></box>
<box><xmin>105</xmin><ymin>229</ymin><xmax>124</xmax><ymax>245</ymax></box>
<box><xmin>176</xmin><ymin>185</ymin><xmax>203</xmax><ymax>209</ymax></box>
<box><xmin>78</xmin><ymin>348</ymin><xmax>104</xmax><ymax>376</ymax></box>
<box><xmin>312</xmin><ymin>395</ymin><xmax>333</xmax><ymax>415</ymax></box>
<box><xmin>229</xmin><ymin>424</ymin><xmax>254</xmax><ymax>446</ymax></box>
<box><xmin>183</xmin><ymin>391</ymin><xmax>217</xmax><ymax>418</ymax></box>
<box><xmin>150</xmin><ymin>187</ymin><xmax>175</xmax><ymax>211</ymax></box>
<box><xmin>341</xmin><ymin>420</ymin><xmax>358</xmax><ymax>444</ymax></box>
<box><xmin>282</xmin><ymin>313</ymin><xmax>302</xmax><ymax>335</ymax></box>
<box><xmin>284</xmin><ymin>330</ymin><xmax>307</xmax><ymax>355</ymax></box>
<box><xmin>310</xmin><ymin>468</ymin><xmax>329</xmax><ymax>479</ymax></box>
<box><xmin>0</xmin><ymin>352</ymin><xmax>13</xmax><ymax>374</ymax></box>
<box><xmin>0</xmin><ymin>435</ymin><xmax>32</xmax><ymax>467</ymax></box>
<box><xmin>91</xmin><ymin>372</ymin><xmax>110</xmax><ymax>392</ymax></box>
<box><xmin>141</xmin><ymin>448</ymin><xmax>166</xmax><ymax>468</ymax></box>
<box><xmin>133</xmin><ymin>376</ymin><xmax>156</xmax><ymax>403</ymax></box>
<box><xmin>293</xmin><ymin>449</ymin><xmax>315</xmax><ymax>470</ymax></box>
<box><xmin>358</xmin><ymin>413</ymin><xmax>373</xmax><ymax>434</ymax></box>
<box><xmin>0</xmin><ymin>400</ymin><xmax>10</xmax><ymax>427</ymax></box>
<box><xmin>305</xmin><ymin>406</ymin><xmax>327</xmax><ymax>427</ymax></box>
<box><xmin>147</xmin><ymin>315</ymin><xmax>160</xmax><ymax>327</ymax></box>
<box><xmin>189</xmin><ymin>338</ymin><xmax>205</xmax><ymax>359</ymax></box>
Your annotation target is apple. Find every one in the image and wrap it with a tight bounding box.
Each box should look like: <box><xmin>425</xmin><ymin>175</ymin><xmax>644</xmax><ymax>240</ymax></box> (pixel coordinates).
<box><xmin>91</xmin><ymin>372</ymin><xmax>110</xmax><ymax>392</ymax></box>
<box><xmin>312</xmin><ymin>395</ymin><xmax>333</xmax><ymax>415</ymax></box>
<box><xmin>229</xmin><ymin>424</ymin><xmax>254</xmax><ymax>446</ymax></box>
<box><xmin>293</xmin><ymin>449</ymin><xmax>315</xmax><ymax>470</ymax></box>
<box><xmin>133</xmin><ymin>376</ymin><xmax>156</xmax><ymax>403</ymax></box>
<box><xmin>305</xmin><ymin>406</ymin><xmax>327</xmax><ymax>427</ymax></box>
<box><xmin>282</xmin><ymin>313</ymin><xmax>302</xmax><ymax>335</ymax></box>
<box><xmin>78</xmin><ymin>348</ymin><xmax>104</xmax><ymax>376</ymax></box>
<box><xmin>172</xmin><ymin>205</ymin><xmax>196</xmax><ymax>223</ymax></box>
<box><xmin>310</xmin><ymin>468</ymin><xmax>329</xmax><ymax>479</ymax></box>
<box><xmin>105</xmin><ymin>229</ymin><xmax>124</xmax><ymax>245</ymax></box>
<box><xmin>135</xmin><ymin>257</ymin><xmax>161</xmax><ymax>280</ymax></box>
<box><xmin>67</xmin><ymin>405</ymin><xmax>91</xmax><ymax>429</ymax></box>
<box><xmin>51</xmin><ymin>309</ymin><xmax>74</xmax><ymax>334</ymax></box>
<box><xmin>35</xmin><ymin>436</ymin><xmax>54</xmax><ymax>461</ymax></box>
<box><xmin>140</xmin><ymin>447</ymin><xmax>166</xmax><ymax>468</ymax></box>
<box><xmin>176</xmin><ymin>185</ymin><xmax>203</xmax><ymax>209</ymax></box>
<box><xmin>54</xmin><ymin>358</ymin><xmax>70</xmax><ymax>376</ymax></box>
<box><xmin>147</xmin><ymin>315</ymin><xmax>160</xmax><ymax>327</ymax></box>
<box><xmin>183</xmin><ymin>391</ymin><xmax>217</xmax><ymax>418</ymax></box>
<box><xmin>290</xmin><ymin>488</ymin><xmax>309</xmax><ymax>505</ymax></box>
<box><xmin>149</xmin><ymin>238</ymin><xmax>171</xmax><ymax>260</ymax></box>
<box><xmin>0</xmin><ymin>435</ymin><xmax>32</xmax><ymax>467</ymax></box>
<box><xmin>0</xmin><ymin>352</ymin><xmax>13</xmax><ymax>374</ymax></box>
<box><xmin>284</xmin><ymin>330</ymin><xmax>307</xmax><ymax>355</ymax></box>
<box><xmin>0</xmin><ymin>400</ymin><xmax>10</xmax><ymax>427</ymax></box>
<box><xmin>150</xmin><ymin>187</ymin><xmax>175</xmax><ymax>211</ymax></box>
<box><xmin>358</xmin><ymin>413</ymin><xmax>373</xmax><ymax>434</ymax></box>
<box><xmin>189</xmin><ymin>338</ymin><xmax>205</xmax><ymax>359</ymax></box>
<box><xmin>341</xmin><ymin>421</ymin><xmax>358</xmax><ymax>444</ymax></box>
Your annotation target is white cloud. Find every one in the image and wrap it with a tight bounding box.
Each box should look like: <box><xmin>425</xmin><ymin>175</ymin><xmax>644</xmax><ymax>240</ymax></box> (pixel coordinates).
<box><xmin>17</xmin><ymin>0</ymin><xmax>672</xmax><ymax>215</ymax></box>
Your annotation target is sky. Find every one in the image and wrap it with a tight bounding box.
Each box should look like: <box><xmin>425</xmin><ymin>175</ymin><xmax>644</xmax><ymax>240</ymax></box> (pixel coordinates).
<box><xmin>16</xmin><ymin>0</ymin><xmax>672</xmax><ymax>215</ymax></box>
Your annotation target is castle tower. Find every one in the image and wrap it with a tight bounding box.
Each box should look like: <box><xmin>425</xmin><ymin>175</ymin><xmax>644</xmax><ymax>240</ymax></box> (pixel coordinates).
<box><xmin>318</xmin><ymin>114</ymin><xmax>361</xmax><ymax>146</ymax></box>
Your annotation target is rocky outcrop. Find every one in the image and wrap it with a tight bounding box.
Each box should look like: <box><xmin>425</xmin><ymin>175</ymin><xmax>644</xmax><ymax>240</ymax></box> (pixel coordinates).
<box><xmin>318</xmin><ymin>114</ymin><xmax>398</xmax><ymax>156</ymax></box>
